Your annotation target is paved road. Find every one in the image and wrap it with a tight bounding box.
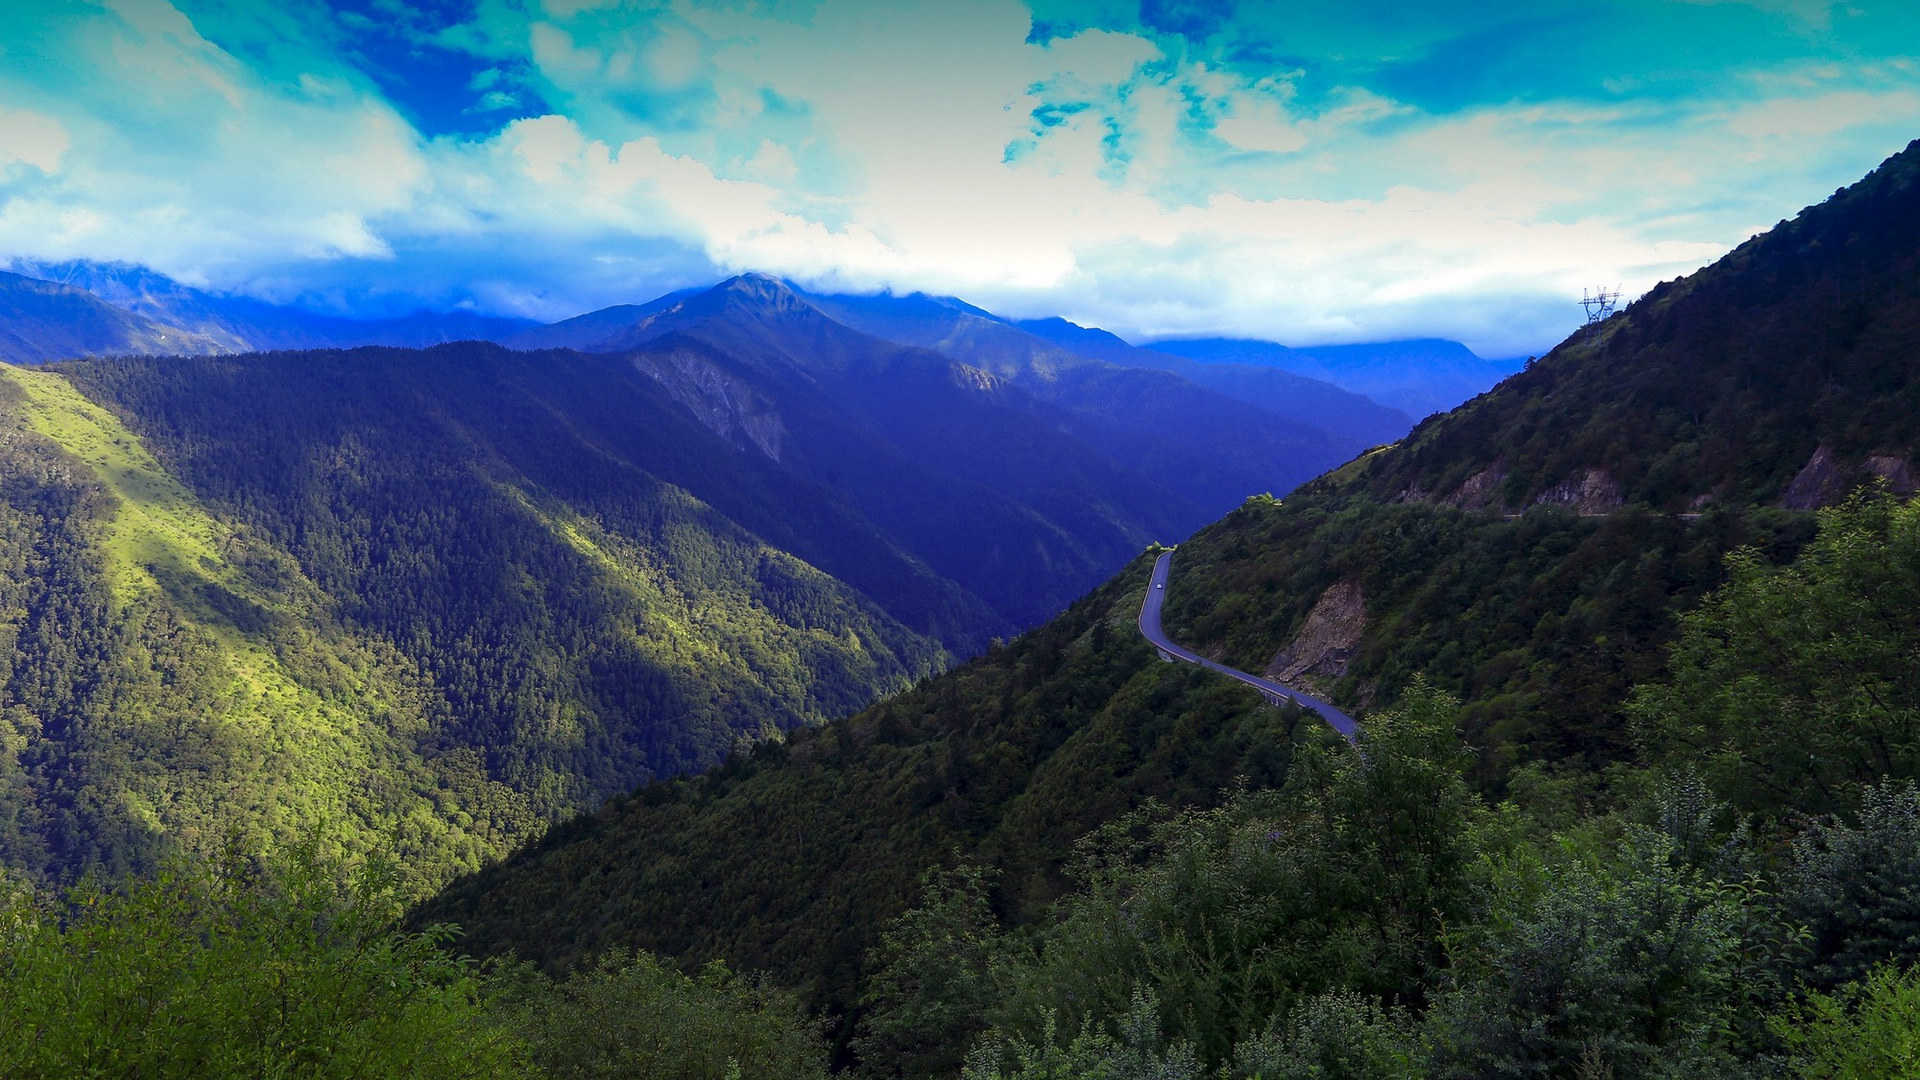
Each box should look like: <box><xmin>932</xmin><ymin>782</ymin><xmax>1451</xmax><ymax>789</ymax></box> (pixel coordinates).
<box><xmin>1138</xmin><ymin>549</ymin><xmax>1360</xmax><ymax>744</ymax></box>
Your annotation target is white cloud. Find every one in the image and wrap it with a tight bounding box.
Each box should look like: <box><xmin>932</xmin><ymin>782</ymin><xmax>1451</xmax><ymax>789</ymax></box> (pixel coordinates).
<box><xmin>1214</xmin><ymin>97</ymin><xmax>1308</xmax><ymax>154</ymax></box>
<box><xmin>0</xmin><ymin>0</ymin><xmax>429</xmax><ymax>283</ymax></box>
<box><xmin>0</xmin><ymin>107</ymin><xmax>69</xmax><ymax>173</ymax></box>
<box><xmin>1724</xmin><ymin>88</ymin><xmax>1920</xmax><ymax>141</ymax></box>
<box><xmin>5</xmin><ymin>0</ymin><xmax>1917</xmax><ymax>355</ymax></box>
<box><xmin>742</xmin><ymin>139</ymin><xmax>798</xmax><ymax>183</ymax></box>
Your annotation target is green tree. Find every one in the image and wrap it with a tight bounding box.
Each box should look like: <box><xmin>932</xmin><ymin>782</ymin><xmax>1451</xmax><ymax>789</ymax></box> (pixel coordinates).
<box><xmin>1424</xmin><ymin>822</ymin><xmax>1770</xmax><ymax>1079</ymax></box>
<box><xmin>1632</xmin><ymin>491</ymin><xmax>1920</xmax><ymax>819</ymax></box>
<box><xmin>983</xmin><ymin>684</ymin><xmax>1476</xmax><ymax>1071</ymax></box>
<box><xmin>1782</xmin><ymin>781</ymin><xmax>1920</xmax><ymax>991</ymax></box>
<box><xmin>1772</xmin><ymin>962</ymin><xmax>1920</xmax><ymax>1079</ymax></box>
<box><xmin>855</xmin><ymin>862</ymin><xmax>1007</xmax><ymax>1079</ymax></box>
<box><xmin>1227</xmin><ymin>989</ymin><xmax>1422</xmax><ymax>1080</ymax></box>
<box><xmin>494</xmin><ymin>950</ymin><xmax>830</xmax><ymax>1080</ymax></box>
<box><xmin>962</xmin><ymin>988</ymin><xmax>1204</xmax><ymax>1080</ymax></box>
<box><xmin>0</xmin><ymin>838</ymin><xmax>530</xmax><ymax>1079</ymax></box>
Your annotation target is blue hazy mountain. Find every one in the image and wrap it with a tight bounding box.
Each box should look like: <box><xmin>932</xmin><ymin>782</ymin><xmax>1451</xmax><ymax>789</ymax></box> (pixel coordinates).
<box><xmin>1001</xmin><ymin>314</ymin><xmax>1417</xmax><ymax>441</ymax></box>
<box><xmin>500</xmin><ymin>274</ymin><xmax>1390</xmax><ymax>533</ymax></box>
<box><xmin>0</xmin><ymin>269</ymin><xmax>231</xmax><ymax>362</ymax></box>
<box><xmin>1146</xmin><ymin>335</ymin><xmax>1524</xmax><ymax>419</ymax></box>
<box><xmin>3</xmin><ymin>260</ymin><xmax>539</xmax><ymax>359</ymax></box>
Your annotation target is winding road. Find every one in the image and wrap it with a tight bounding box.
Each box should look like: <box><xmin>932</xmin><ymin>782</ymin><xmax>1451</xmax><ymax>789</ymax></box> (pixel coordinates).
<box><xmin>1138</xmin><ymin>549</ymin><xmax>1360</xmax><ymax>744</ymax></box>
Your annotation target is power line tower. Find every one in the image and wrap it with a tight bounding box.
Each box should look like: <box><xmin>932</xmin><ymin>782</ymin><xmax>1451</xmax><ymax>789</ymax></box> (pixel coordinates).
<box><xmin>1579</xmin><ymin>285</ymin><xmax>1622</xmax><ymax>325</ymax></box>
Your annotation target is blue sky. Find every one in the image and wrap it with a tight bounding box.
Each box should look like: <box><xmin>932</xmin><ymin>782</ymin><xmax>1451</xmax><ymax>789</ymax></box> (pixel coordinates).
<box><xmin>2</xmin><ymin>0</ymin><xmax>1917</xmax><ymax>355</ymax></box>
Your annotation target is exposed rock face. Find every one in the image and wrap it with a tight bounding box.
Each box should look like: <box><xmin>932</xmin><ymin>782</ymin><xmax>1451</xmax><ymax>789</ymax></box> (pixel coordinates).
<box><xmin>1265</xmin><ymin>579</ymin><xmax>1366</xmax><ymax>688</ymax></box>
<box><xmin>1445</xmin><ymin>467</ymin><xmax>1507</xmax><ymax>510</ymax></box>
<box><xmin>1533</xmin><ymin>468</ymin><xmax>1623</xmax><ymax>515</ymax></box>
<box><xmin>948</xmin><ymin>363</ymin><xmax>1003</xmax><ymax>392</ymax></box>
<box><xmin>633</xmin><ymin>348</ymin><xmax>787</xmax><ymax>462</ymax></box>
<box><xmin>1781</xmin><ymin>446</ymin><xmax>1915</xmax><ymax>508</ymax></box>
<box><xmin>1868</xmin><ymin>454</ymin><xmax>1918</xmax><ymax>495</ymax></box>
<box><xmin>1783</xmin><ymin>445</ymin><xmax>1843</xmax><ymax>509</ymax></box>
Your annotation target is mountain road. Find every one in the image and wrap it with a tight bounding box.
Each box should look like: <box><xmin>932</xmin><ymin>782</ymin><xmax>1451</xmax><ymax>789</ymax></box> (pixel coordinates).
<box><xmin>1138</xmin><ymin>549</ymin><xmax>1360</xmax><ymax>744</ymax></box>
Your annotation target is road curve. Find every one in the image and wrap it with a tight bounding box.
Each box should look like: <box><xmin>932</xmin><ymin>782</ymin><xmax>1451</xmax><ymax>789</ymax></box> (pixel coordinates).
<box><xmin>1139</xmin><ymin>549</ymin><xmax>1360</xmax><ymax>744</ymax></box>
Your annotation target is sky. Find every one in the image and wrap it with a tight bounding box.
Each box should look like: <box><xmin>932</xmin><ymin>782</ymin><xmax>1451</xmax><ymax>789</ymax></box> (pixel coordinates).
<box><xmin>1</xmin><ymin>0</ymin><xmax>1917</xmax><ymax>356</ymax></box>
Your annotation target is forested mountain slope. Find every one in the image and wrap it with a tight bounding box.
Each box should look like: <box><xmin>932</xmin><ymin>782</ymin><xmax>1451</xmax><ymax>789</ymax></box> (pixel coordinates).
<box><xmin>1355</xmin><ymin>142</ymin><xmax>1920</xmax><ymax>513</ymax></box>
<box><xmin>539</xmin><ymin>275</ymin><xmax>1200</xmax><ymax>627</ymax></box>
<box><xmin>2</xmin><ymin>271</ymin><xmax>1405</xmax><ymax>891</ymax></box>
<box><xmin>420</xmin><ymin>141</ymin><xmax>1920</xmax><ymax>1070</ymax></box>
<box><xmin>2</xmin><ymin>266</ymin><xmax>1402</xmax><ymax>567</ymax></box>
<box><xmin>0</xmin><ymin>345</ymin><xmax>956</xmax><ymax>889</ymax></box>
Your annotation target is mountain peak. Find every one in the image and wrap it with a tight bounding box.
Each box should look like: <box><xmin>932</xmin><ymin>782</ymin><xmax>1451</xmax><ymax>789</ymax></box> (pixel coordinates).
<box><xmin>709</xmin><ymin>272</ymin><xmax>806</xmax><ymax>309</ymax></box>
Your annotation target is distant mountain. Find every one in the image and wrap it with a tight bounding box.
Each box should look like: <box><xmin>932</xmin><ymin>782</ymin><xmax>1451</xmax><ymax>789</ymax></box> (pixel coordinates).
<box><xmin>786</xmin><ymin>285</ymin><xmax>1413</xmax><ymax>518</ymax></box>
<box><xmin>506</xmin><ymin>275</ymin><xmax>1212</xmax><ymax>628</ymax></box>
<box><xmin>0</xmin><ymin>270</ymin><xmax>229</xmax><ymax>362</ymax></box>
<box><xmin>1006</xmin><ymin>315</ymin><xmax>1416</xmax><ymax>440</ymax></box>
<box><xmin>4</xmin><ymin>270</ymin><xmax>1403</xmax><ymax>887</ymax></box>
<box><xmin>2</xmin><ymin>260</ymin><xmax>540</xmax><ymax>360</ymax></box>
<box><xmin>1148</xmin><ymin>335</ymin><xmax>1523</xmax><ymax>418</ymax></box>
<box><xmin>494</xmin><ymin>275</ymin><xmax>1383</xmax><ymax>564</ymax></box>
<box><xmin>500</xmin><ymin>287</ymin><xmax>703</xmax><ymax>351</ymax></box>
<box><xmin>799</xmin><ymin>288</ymin><xmax>1412</xmax><ymax>446</ymax></box>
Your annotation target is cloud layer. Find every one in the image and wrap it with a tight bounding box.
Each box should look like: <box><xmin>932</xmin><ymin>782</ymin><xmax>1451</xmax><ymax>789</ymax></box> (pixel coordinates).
<box><xmin>2</xmin><ymin>0</ymin><xmax>1917</xmax><ymax>355</ymax></box>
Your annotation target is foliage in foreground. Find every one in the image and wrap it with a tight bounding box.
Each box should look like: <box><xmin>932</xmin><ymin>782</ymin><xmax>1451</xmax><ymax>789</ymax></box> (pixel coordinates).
<box><xmin>0</xmin><ymin>838</ymin><xmax>526</xmax><ymax>1079</ymax></box>
<box><xmin>9</xmin><ymin>507</ymin><xmax>1919</xmax><ymax>1079</ymax></box>
<box><xmin>495</xmin><ymin>950</ymin><xmax>829</xmax><ymax>1080</ymax></box>
<box><xmin>0</xmin><ymin>838</ymin><xmax>830</xmax><ymax>1080</ymax></box>
<box><xmin>861</xmin><ymin>494</ymin><xmax>1920</xmax><ymax>1079</ymax></box>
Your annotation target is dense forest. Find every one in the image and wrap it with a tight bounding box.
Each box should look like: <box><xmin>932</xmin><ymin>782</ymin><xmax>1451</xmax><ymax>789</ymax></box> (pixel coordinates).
<box><xmin>8</xmin><ymin>491</ymin><xmax>1919</xmax><ymax>1078</ymax></box>
<box><xmin>2</xmin><ymin>262</ymin><xmax>1376</xmax><ymax>892</ymax></box>
<box><xmin>413</xmin><ymin>141</ymin><xmax>1920</xmax><ymax>1074</ymax></box>
<box><xmin>0</xmin><ymin>355</ymin><xmax>945</xmax><ymax>891</ymax></box>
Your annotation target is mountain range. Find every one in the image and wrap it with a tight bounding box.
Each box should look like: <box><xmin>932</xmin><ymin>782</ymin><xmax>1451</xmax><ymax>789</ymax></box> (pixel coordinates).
<box><xmin>0</xmin><ymin>258</ymin><xmax>1478</xmax><ymax>892</ymax></box>
<box><xmin>1144</xmin><ymin>336</ymin><xmax>1525</xmax><ymax>419</ymax></box>
<box><xmin>0</xmin><ymin>257</ymin><xmax>1526</xmax><ymax>442</ymax></box>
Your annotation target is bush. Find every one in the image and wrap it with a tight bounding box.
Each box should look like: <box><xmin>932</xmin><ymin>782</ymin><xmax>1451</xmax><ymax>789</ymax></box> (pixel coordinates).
<box><xmin>0</xmin><ymin>837</ymin><xmax>529</xmax><ymax>1079</ymax></box>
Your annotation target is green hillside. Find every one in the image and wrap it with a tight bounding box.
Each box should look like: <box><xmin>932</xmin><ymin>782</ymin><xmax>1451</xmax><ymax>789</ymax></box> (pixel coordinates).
<box><xmin>0</xmin><ymin>365</ymin><xmax>518</xmax><ymax>884</ymax></box>
<box><xmin>417</xmin><ymin>141</ymin><xmax>1920</xmax><ymax>1074</ymax></box>
<box><xmin>1360</xmin><ymin>140</ymin><xmax>1920</xmax><ymax>514</ymax></box>
<box><xmin>0</xmin><ymin>350</ymin><xmax>947</xmax><ymax>892</ymax></box>
<box><xmin>418</xmin><ymin>546</ymin><xmax>1332</xmax><ymax>1011</ymax></box>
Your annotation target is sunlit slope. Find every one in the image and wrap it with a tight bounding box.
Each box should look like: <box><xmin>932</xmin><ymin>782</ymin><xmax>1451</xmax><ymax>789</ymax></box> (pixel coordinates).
<box><xmin>0</xmin><ymin>364</ymin><xmax>519</xmax><ymax>885</ymax></box>
<box><xmin>1</xmin><ymin>354</ymin><xmax>947</xmax><ymax>890</ymax></box>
